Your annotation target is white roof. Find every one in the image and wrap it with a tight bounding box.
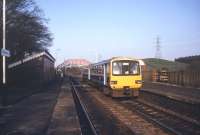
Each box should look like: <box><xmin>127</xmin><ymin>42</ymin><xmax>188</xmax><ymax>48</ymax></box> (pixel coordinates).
<box><xmin>8</xmin><ymin>51</ymin><xmax>55</xmax><ymax>69</ymax></box>
<box><xmin>138</xmin><ymin>59</ymin><xmax>145</xmax><ymax>66</ymax></box>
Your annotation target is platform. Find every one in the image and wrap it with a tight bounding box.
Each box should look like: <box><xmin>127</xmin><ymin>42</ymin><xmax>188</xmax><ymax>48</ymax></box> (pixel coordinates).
<box><xmin>46</xmin><ymin>78</ymin><xmax>81</xmax><ymax>135</ymax></box>
<box><xmin>142</xmin><ymin>81</ymin><xmax>200</xmax><ymax>104</ymax></box>
<box><xmin>0</xmin><ymin>78</ymin><xmax>81</xmax><ymax>135</ymax></box>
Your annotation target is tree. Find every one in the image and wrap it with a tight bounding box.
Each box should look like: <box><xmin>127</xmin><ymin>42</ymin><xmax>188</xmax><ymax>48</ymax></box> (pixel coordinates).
<box><xmin>0</xmin><ymin>0</ymin><xmax>52</xmax><ymax>62</ymax></box>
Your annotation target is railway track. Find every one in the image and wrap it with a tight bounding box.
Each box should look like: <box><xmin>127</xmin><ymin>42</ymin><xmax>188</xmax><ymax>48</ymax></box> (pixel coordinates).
<box><xmin>73</xmin><ymin>78</ymin><xmax>170</xmax><ymax>135</ymax></box>
<box><xmin>71</xmin><ymin>80</ymin><xmax>98</xmax><ymax>135</ymax></box>
<box><xmin>71</xmin><ymin>78</ymin><xmax>134</xmax><ymax>135</ymax></box>
<box><xmin>71</xmin><ymin>78</ymin><xmax>200</xmax><ymax>135</ymax></box>
<box><xmin>139</xmin><ymin>90</ymin><xmax>200</xmax><ymax>125</ymax></box>
<box><xmin>120</xmin><ymin>99</ymin><xmax>200</xmax><ymax>135</ymax></box>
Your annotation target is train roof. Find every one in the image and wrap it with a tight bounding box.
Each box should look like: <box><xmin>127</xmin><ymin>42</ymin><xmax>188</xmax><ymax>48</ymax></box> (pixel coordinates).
<box><xmin>90</xmin><ymin>56</ymin><xmax>145</xmax><ymax>66</ymax></box>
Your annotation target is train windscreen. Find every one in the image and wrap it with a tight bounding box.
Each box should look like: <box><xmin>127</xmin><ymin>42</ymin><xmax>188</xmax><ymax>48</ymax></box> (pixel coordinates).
<box><xmin>112</xmin><ymin>61</ymin><xmax>140</xmax><ymax>75</ymax></box>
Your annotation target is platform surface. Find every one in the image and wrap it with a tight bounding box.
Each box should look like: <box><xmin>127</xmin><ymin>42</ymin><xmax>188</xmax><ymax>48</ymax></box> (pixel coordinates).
<box><xmin>142</xmin><ymin>81</ymin><xmax>200</xmax><ymax>104</ymax></box>
<box><xmin>0</xmin><ymin>79</ymin><xmax>81</xmax><ymax>135</ymax></box>
<box><xmin>46</xmin><ymin>78</ymin><xmax>81</xmax><ymax>135</ymax></box>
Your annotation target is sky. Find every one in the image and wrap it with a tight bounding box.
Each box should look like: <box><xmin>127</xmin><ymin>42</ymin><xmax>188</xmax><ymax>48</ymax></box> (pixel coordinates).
<box><xmin>36</xmin><ymin>0</ymin><xmax>200</xmax><ymax>65</ymax></box>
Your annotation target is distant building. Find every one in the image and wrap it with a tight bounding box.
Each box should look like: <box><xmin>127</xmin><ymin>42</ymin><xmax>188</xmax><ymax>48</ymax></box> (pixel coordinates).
<box><xmin>175</xmin><ymin>55</ymin><xmax>200</xmax><ymax>64</ymax></box>
<box><xmin>57</xmin><ymin>58</ymin><xmax>91</xmax><ymax>69</ymax></box>
<box><xmin>175</xmin><ymin>55</ymin><xmax>200</xmax><ymax>71</ymax></box>
<box><xmin>56</xmin><ymin>58</ymin><xmax>91</xmax><ymax>78</ymax></box>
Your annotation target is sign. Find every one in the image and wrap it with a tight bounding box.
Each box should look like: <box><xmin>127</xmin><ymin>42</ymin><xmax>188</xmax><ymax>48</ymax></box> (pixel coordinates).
<box><xmin>1</xmin><ymin>48</ymin><xmax>10</xmax><ymax>57</ymax></box>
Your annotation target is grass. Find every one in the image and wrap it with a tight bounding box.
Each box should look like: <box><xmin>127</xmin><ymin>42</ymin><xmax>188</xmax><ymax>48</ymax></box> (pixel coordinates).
<box><xmin>143</xmin><ymin>58</ymin><xmax>188</xmax><ymax>71</ymax></box>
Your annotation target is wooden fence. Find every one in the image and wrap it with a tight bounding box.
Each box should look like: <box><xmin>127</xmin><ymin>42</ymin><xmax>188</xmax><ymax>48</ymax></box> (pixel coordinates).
<box><xmin>142</xmin><ymin>71</ymin><xmax>153</xmax><ymax>81</ymax></box>
<box><xmin>168</xmin><ymin>71</ymin><xmax>200</xmax><ymax>87</ymax></box>
<box><xmin>142</xmin><ymin>70</ymin><xmax>200</xmax><ymax>88</ymax></box>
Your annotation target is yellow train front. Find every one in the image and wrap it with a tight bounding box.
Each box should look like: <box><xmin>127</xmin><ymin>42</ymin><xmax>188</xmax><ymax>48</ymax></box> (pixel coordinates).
<box><xmin>83</xmin><ymin>57</ymin><xmax>143</xmax><ymax>97</ymax></box>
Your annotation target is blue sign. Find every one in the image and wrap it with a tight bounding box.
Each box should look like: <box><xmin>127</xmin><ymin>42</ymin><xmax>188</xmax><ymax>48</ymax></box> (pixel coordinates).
<box><xmin>1</xmin><ymin>48</ymin><xmax>10</xmax><ymax>57</ymax></box>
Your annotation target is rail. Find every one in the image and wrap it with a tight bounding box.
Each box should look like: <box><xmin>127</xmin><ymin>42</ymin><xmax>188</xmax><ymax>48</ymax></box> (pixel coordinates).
<box><xmin>121</xmin><ymin>99</ymin><xmax>200</xmax><ymax>135</ymax></box>
<box><xmin>71</xmin><ymin>80</ymin><xmax>98</xmax><ymax>135</ymax></box>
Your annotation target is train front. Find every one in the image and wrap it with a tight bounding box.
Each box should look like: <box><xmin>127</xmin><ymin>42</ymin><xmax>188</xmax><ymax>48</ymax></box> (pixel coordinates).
<box><xmin>109</xmin><ymin>58</ymin><xmax>142</xmax><ymax>97</ymax></box>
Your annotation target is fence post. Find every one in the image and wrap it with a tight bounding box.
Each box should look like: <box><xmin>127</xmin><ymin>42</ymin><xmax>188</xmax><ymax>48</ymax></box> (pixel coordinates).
<box><xmin>198</xmin><ymin>71</ymin><xmax>200</xmax><ymax>87</ymax></box>
<box><xmin>180</xmin><ymin>71</ymin><xmax>184</xmax><ymax>86</ymax></box>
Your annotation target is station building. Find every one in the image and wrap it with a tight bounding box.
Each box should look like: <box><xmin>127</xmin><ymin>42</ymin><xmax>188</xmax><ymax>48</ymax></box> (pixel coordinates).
<box><xmin>6</xmin><ymin>51</ymin><xmax>55</xmax><ymax>86</ymax></box>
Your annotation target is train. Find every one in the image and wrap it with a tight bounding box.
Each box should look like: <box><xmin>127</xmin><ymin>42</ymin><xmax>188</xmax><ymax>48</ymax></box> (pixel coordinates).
<box><xmin>83</xmin><ymin>57</ymin><xmax>143</xmax><ymax>97</ymax></box>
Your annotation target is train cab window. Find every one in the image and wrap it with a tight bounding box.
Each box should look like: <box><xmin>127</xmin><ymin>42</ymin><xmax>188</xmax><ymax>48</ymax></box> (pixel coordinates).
<box><xmin>112</xmin><ymin>61</ymin><xmax>140</xmax><ymax>75</ymax></box>
<box><xmin>130</xmin><ymin>62</ymin><xmax>140</xmax><ymax>74</ymax></box>
<box><xmin>122</xmin><ymin>63</ymin><xmax>129</xmax><ymax>74</ymax></box>
<box><xmin>113</xmin><ymin>62</ymin><xmax>122</xmax><ymax>75</ymax></box>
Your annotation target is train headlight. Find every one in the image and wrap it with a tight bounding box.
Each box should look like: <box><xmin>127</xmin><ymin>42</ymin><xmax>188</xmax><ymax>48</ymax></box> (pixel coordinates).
<box><xmin>110</xmin><ymin>81</ymin><xmax>117</xmax><ymax>85</ymax></box>
<box><xmin>135</xmin><ymin>80</ymin><xmax>142</xmax><ymax>84</ymax></box>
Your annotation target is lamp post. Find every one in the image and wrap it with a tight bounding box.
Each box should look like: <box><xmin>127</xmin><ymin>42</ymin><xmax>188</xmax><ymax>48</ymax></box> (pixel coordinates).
<box><xmin>2</xmin><ymin>0</ymin><xmax>6</xmax><ymax>84</ymax></box>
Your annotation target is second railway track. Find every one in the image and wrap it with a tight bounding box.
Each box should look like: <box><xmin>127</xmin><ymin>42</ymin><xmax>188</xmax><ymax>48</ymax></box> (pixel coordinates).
<box><xmin>120</xmin><ymin>99</ymin><xmax>200</xmax><ymax>135</ymax></box>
